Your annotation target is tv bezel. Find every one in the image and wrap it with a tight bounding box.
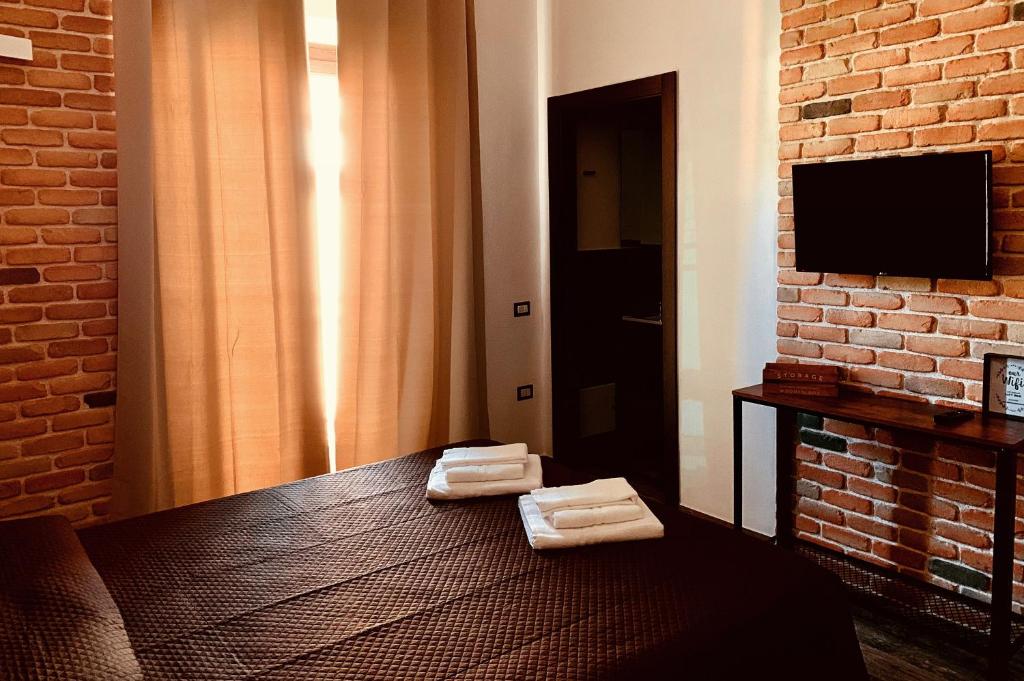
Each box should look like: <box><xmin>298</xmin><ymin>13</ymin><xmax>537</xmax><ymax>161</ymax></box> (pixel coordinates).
<box><xmin>792</xmin><ymin>150</ymin><xmax>993</xmax><ymax>281</ymax></box>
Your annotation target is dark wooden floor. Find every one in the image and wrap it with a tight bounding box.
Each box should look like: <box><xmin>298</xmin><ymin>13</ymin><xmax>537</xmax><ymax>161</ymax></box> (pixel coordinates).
<box><xmin>855</xmin><ymin>605</ymin><xmax>1024</xmax><ymax>680</ymax></box>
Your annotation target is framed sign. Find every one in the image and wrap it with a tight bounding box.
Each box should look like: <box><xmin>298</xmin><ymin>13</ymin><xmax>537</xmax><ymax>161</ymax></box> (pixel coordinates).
<box><xmin>983</xmin><ymin>353</ymin><xmax>1024</xmax><ymax>421</ymax></box>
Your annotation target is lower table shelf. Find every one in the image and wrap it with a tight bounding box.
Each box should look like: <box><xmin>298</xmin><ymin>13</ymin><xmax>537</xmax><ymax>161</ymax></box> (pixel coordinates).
<box><xmin>734</xmin><ymin>384</ymin><xmax>1024</xmax><ymax>674</ymax></box>
<box><xmin>796</xmin><ymin>540</ymin><xmax>1024</xmax><ymax>652</ymax></box>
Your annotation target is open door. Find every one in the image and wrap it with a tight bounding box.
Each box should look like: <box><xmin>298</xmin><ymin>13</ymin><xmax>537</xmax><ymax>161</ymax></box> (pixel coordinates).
<box><xmin>548</xmin><ymin>73</ymin><xmax>679</xmax><ymax>505</ymax></box>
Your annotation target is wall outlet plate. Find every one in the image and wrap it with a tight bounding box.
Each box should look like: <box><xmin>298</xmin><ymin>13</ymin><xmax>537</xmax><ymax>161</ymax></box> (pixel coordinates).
<box><xmin>513</xmin><ymin>301</ymin><xmax>531</xmax><ymax>317</ymax></box>
<box><xmin>516</xmin><ymin>384</ymin><xmax>533</xmax><ymax>401</ymax></box>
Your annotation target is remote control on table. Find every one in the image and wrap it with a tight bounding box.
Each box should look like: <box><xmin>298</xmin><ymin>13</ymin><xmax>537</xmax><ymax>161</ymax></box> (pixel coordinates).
<box><xmin>933</xmin><ymin>409</ymin><xmax>974</xmax><ymax>426</ymax></box>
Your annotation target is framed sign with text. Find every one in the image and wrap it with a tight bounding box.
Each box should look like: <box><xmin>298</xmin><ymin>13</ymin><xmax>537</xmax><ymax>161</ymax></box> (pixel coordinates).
<box><xmin>983</xmin><ymin>353</ymin><xmax>1024</xmax><ymax>421</ymax></box>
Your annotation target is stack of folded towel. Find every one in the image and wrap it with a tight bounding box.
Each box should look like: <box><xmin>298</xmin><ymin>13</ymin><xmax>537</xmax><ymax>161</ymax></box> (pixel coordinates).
<box><xmin>426</xmin><ymin>443</ymin><xmax>543</xmax><ymax>500</ymax></box>
<box><xmin>518</xmin><ymin>477</ymin><xmax>664</xmax><ymax>549</ymax></box>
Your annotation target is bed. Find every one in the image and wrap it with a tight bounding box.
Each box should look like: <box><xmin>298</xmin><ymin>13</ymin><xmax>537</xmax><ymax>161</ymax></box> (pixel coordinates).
<box><xmin>1</xmin><ymin>441</ymin><xmax>867</xmax><ymax>680</ymax></box>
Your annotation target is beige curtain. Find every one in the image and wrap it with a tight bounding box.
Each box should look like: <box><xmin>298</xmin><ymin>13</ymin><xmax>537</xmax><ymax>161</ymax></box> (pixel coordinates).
<box><xmin>336</xmin><ymin>0</ymin><xmax>489</xmax><ymax>468</ymax></box>
<box><xmin>113</xmin><ymin>0</ymin><xmax>327</xmax><ymax>517</ymax></box>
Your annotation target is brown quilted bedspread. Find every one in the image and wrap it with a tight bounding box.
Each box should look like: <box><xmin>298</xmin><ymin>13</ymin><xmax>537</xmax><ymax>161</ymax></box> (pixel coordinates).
<box><xmin>0</xmin><ymin>516</ymin><xmax>143</xmax><ymax>680</ymax></box>
<box><xmin>74</xmin><ymin>444</ymin><xmax>867</xmax><ymax>680</ymax></box>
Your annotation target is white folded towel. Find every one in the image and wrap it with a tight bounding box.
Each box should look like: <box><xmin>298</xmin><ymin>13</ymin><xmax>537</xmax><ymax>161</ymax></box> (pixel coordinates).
<box><xmin>530</xmin><ymin>477</ymin><xmax>637</xmax><ymax>513</ymax></box>
<box><xmin>436</xmin><ymin>443</ymin><xmax>528</xmax><ymax>470</ymax></box>
<box><xmin>517</xmin><ymin>493</ymin><xmax>664</xmax><ymax>549</ymax></box>
<box><xmin>427</xmin><ymin>454</ymin><xmax>543</xmax><ymax>500</ymax></box>
<box><xmin>445</xmin><ymin>463</ymin><xmax>525</xmax><ymax>483</ymax></box>
<box><xmin>550</xmin><ymin>502</ymin><xmax>644</xmax><ymax>529</ymax></box>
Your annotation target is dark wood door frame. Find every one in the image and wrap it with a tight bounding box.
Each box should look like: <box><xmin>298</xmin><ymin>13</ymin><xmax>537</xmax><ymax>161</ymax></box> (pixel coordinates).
<box><xmin>547</xmin><ymin>72</ymin><xmax>679</xmax><ymax>506</ymax></box>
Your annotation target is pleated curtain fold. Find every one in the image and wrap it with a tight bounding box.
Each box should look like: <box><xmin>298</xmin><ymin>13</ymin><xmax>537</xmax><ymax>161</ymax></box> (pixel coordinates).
<box><xmin>113</xmin><ymin>0</ymin><xmax>328</xmax><ymax>518</ymax></box>
<box><xmin>334</xmin><ymin>0</ymin><xmax>489</xmax><ymax>468</ymax></box>
<box><xmin>112</xmin><ymin>0</ymin><xmax>489</xmax><ymax>516</ymax></box>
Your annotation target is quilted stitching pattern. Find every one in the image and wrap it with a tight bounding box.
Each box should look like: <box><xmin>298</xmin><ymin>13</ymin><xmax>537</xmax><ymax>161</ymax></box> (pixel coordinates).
<box><xmin>0</xmin><ymin>516</ymin><xmax>143</xmax><ymax>680</ymax></box>
<box><xmin>77</xmin><ymin>446</ymin><xmax>866</xmax><ymax>680</ymax></box>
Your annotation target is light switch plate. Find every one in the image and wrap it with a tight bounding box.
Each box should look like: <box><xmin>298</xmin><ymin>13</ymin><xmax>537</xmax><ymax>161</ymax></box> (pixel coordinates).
<box><xmin>513</xmin><ymin>301</ymin><xmax>531</xmax><ymax>318</ymax></box>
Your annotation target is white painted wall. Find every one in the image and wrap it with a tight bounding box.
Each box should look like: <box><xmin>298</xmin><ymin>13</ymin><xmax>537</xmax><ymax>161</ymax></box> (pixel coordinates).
<box><xmin>476</xmin><ymin>0</ymin><xmax>781</xmax><ymax>533</ymax></box>
<box><xmin>474</xmin><ymin>0</ymin><xmax>552</xmax><ymax>454</ymax></box>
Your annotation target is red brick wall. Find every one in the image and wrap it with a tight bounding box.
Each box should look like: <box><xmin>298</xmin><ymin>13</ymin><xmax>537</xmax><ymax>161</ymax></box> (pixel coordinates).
<box><xmin>779</xmin><ymin>0</ymin><xmax>1024</xmax><ymax>604</ymax></box>
<box><xmin>0</xmin><ymin>0</ymin><xmax>115</xmax><ymax>526</ymax></box>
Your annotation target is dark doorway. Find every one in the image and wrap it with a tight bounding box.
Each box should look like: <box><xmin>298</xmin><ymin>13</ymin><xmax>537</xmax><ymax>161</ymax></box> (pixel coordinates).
<box><xmin>548</xmin><ymin>73</ymin><xmax>679</xmax><ymax>505</ymax></box>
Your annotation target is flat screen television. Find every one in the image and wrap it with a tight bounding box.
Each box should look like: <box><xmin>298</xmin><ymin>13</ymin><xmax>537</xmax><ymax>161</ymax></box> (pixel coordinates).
<box><xmin>792</xmin><ymin>150</ymin><xmax>992</xmax><ymax>280</ymax></box>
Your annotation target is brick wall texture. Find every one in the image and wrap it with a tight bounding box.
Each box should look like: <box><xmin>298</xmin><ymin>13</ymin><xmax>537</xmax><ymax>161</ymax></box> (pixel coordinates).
<box><xmin>0</xmin><ymin>0</ymin><xmax>115</xmax><ymax>526</ymax></box>
<box><xmin>779</xmin><ymin>0</ymin><xmax>1024</xmax><ymax>605</ymax></box>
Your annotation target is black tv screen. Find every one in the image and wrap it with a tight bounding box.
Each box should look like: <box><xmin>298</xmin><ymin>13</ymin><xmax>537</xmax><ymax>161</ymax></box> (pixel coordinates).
<box><xmin>792</xmin><ymin>150</ymin><xmax>992</xmax><ymax>280</ymax></box>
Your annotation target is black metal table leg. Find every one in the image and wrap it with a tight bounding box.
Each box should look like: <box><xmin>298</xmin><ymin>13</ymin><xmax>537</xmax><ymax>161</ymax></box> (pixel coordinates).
<box><xmin>733</xmin><ymin>396</ymin><xmax>743</xmax><ymax>530</ymax></box>
<box><xmin>990</xmin><ymin>448</ymin><xmax>1016</xmax><ymax>678</ymax></box>
<box><xmin>776</xmin><ymin>407</ymin><xmax>796</xmax><ymax>547</ymax></box>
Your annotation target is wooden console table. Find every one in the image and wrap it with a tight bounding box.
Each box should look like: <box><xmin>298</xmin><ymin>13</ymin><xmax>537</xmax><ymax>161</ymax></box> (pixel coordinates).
<box><xmin>732</xmin><ymin>384</ymin><xmax>1024</xmax><ymax>675</ymax></box>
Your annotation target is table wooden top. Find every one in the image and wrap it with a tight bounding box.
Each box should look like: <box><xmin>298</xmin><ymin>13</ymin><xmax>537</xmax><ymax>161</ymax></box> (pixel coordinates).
<box><xmin>733</xmin><ymin>384</ymin><xmax>1024</xmax><ymax>451</ymax></box>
